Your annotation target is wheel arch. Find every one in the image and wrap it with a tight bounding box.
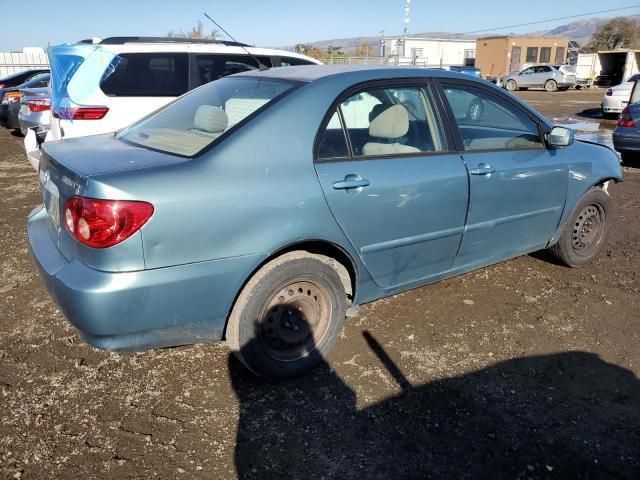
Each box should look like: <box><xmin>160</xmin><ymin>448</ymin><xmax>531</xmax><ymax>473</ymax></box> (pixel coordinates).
<box><xmin>221</xmin><ymin>239</ymin><xmax>358</xmax><ymax>340</ymax></box>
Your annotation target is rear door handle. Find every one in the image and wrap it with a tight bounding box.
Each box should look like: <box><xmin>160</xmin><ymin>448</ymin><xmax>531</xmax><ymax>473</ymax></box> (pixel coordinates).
<box><xmin>469</xmin><ymin>163</ymin><xmax>496</xmax><ymax>175</ymax></box>
<box><xmin>333</xmin><ymin>175</ymin><xmax>370</xmax><ymax>190</ymax></box>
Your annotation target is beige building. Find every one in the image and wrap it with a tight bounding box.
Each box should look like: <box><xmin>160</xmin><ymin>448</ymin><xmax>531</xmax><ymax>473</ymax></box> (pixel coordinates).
<box><xmin>475</xmin><ymin>36</ymin><xmax>570</xmax><ymax>79</ymax></box>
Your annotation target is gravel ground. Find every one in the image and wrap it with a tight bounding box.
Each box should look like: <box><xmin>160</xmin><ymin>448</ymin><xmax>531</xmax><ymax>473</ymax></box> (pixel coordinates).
<box><xmin>1</xmin><ymin>88</ymin><xmax>639</xmax><ymax>479</ymax></box>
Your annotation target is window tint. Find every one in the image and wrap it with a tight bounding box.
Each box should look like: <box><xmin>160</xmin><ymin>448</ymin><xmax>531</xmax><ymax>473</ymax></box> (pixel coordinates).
<box><xmin>21</xmin><ymin>73</ymin><xmax>50</xmax><ymax>88</ymax></box>
<box><xmin>279</xmin><ymin>56</ymin><xmax>315</xmax><ymax>67</ymax></box>
<box><xmin>539</xmin><ymin>47</ymin><xmax>551</xmax><ymax>63</ymax></box>
<box><xmin>318</xmin><ymin>85</ymin><xmax>443</xmax><ymax>159</ymax></box>
<box><xmin>101</xmin><ymin>53</ymin><xmax>188</xmax><ymax>96</ymax></box>
<box><xmin>443</xmin><ymin>84</ymin><xmax>544</xmax><ymax>151</ymax></box>
<box><xmin>526</xmin><ymin>47</ymin><xmax>538</xmax><ymax>63</ymax></box>
<box><xmin>317</xmin><ymin>111</ymin><xmax>349</xmax><ymax>159</ymax></box>
<box><xmin>193</xmin><ymin>54</ymin><xmax>272</xmax><ymax>86</ymax></box>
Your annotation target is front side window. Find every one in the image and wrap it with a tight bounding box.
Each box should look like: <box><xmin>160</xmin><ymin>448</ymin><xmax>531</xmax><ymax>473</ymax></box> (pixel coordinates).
<box><xmin>279</xmin><ymin>57</ymin><xmax>315</xmax><ymax>67</ymax></box>
<box><xmin>193</xmin><ymin>54</ymin><xmax>272</xmax><ymax>86</ymax></box>
<box><xmin>526</xmin><ymin>47</ymin><xmax>538</xmax><ymax>63</ymax></box>
<box><xmin>101</xmin><ymin>53</ymin><xmax>188</xmax><ymax>96</ymax></box>
<box><xmin>317</xmin><ymin>85</ymin><xmax>444</xmax><ymax>160</ymax></box>
<box><xmin>443</xmin><ymin>84</ymin><xmax>544</xmax><ymax>151</ymax></box>
<box><xmin>118</xmin><ymin>76</ymin><xmax>297</xmax><ymax>157</ymax></box>
<box><xmin>521</xmin><ymin>67</ymin><xmax>535</xmax><ymax>75</ymax></box>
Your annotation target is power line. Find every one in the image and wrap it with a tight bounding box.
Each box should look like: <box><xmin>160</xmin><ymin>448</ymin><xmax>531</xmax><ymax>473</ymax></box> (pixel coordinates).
<box><xmin>463</xmin><ymin>5</ymin><xmax>640</xmax><ymax>35</ymax></box>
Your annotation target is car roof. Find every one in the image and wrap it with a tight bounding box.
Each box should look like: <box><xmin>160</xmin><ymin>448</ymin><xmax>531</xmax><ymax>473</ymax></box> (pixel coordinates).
<box><xmin>234</xmin><ymin>64</ymin><xmax>474</xmax><ymax>83</ymax></box>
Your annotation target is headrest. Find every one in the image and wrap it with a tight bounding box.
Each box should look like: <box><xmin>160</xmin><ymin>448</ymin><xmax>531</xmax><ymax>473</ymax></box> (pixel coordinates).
<box><xmin>194</xmin><ymin>105</ymin><xmax>228</xmax><ymax>133</ymax></box>
<box><xmin>369</xmin><ymin>104</ymin><xmax>409</xmax><ymax>139</ymax></box>
<box><xmin>369</xmin><ymin>104</ymin><xmax>387</xmax><ymax>122</ymax></box>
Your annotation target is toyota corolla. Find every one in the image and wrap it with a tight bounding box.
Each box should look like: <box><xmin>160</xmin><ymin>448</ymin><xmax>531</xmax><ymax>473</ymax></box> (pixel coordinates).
<box><xmin>28</xmin><ymin>65</ymin><xmax>622</xmax><ymax>378</ymax></box>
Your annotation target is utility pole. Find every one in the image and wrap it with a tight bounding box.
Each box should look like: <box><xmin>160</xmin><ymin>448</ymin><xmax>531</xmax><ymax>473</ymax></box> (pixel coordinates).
<box><xmin>403</xmin><ymin>0</ymin><xmax>411</xmax><ymax>59</ymax></box>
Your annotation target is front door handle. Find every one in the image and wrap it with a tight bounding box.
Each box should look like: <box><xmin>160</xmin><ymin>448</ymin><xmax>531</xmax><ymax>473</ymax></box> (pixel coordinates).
<box><xmin>333</xmin><ymin>174</ymin><xmax>370</xmax><ymax>190</ymax></box>
<box><xmin>469</xmin><ymin>163</ymin><xmax>496</xmax><ymax>175</ymax></box>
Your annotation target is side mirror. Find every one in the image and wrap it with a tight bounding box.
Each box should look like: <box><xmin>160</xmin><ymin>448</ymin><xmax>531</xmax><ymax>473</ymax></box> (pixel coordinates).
<box><xmin>547</xmin><ymin>126</ymin><xmax>574</xmax><ymax>147</ymax></box>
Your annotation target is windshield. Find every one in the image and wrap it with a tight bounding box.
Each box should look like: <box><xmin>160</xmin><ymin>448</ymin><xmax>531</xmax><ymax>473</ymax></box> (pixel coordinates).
<box><xmin>118</xmin><ymin>76</ymin><xmax>298</xmax><ymax>157</ymax></box>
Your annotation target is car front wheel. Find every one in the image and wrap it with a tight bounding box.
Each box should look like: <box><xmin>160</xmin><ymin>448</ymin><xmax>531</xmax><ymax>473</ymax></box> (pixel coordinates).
<box><xmin>505</xmin><ymin>80</ymin><xmax>517</xmax><ymax>91</ymax></box>
<box><xmin>548</xmin><ymin>187</ymin><xmax>611</xmax><ymax>267</ymax></box>
<box><xmin>226</xmin><ymin>251</ymin><xmax>348</xmax><ymax>378</ymax></box>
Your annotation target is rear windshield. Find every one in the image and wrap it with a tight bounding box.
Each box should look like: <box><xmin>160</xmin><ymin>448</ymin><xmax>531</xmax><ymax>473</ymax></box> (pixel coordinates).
<box><xmin>118</xmin><ymin>76</ymin><xmax>297</xmax><ymax>157</ymax></box>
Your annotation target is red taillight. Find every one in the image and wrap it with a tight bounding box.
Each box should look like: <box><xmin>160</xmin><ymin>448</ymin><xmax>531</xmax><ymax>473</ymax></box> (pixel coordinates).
<box><xmin>64</xmin><ymin>196</ymin><xmax>153</xmax><ymax>249</ymax></box>
<box><xmin>52</xmin><ymin>106</ymin><xmax>109</xmax><ymax>120</ymax></box>
<box><xmin>605</xmin><ymin>88</ymin><xmax>613</xmax><ymax>96</ymax></box>
<box><xmin>27</xmin><ymin>99</ymin><xmax>50</xmax><ymax>112</ymax></box>
<box><xmin>617</xmin><ymin>107</ymin><xmax>636</xmax><ymax>128</ymax></box>
<box><xmin>72</xmin><ymin>107</ymin><xmax>109</xmax><ymax>120</ymax></box>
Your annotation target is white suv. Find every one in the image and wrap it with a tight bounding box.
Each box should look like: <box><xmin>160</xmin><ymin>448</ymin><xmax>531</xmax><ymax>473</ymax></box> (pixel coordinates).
<box><xmin>25</xmin><ymin>37</ymin><xmax>321</xmax><ymax>169</ymax></box>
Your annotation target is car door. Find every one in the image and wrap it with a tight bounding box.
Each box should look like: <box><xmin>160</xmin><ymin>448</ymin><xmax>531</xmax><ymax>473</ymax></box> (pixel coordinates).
<box><xmin>437</xmin><ymin>80</ymin><xmax>568</xmax><ymax>268</ymax></box>
<box><xmin>314</xmin><ymin>81</ymin><xmax>469</xmax><ymax>289</ymax></box>
<box><xmin>518</xmin><ymin>67</ymin><xmax>536</xmax><ymax>88</ymax></box>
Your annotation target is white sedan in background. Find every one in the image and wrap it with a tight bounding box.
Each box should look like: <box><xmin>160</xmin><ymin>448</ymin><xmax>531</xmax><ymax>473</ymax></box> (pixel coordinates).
<box><xmin>602</xmin><ymin>73</ymin><xmax>640</xmax><ymax>117</ymax></box>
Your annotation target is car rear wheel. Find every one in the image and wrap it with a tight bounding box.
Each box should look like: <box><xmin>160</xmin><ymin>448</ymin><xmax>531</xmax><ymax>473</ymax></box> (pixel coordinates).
<box><xmin>548</xmin><ymin>188</ymin><xmax>611</xmax><ymax>267</ymax></box>
<box><xmin>505</xmin><ymin>80</ymin><xmax>517</xmax><ymax>91</ymax></box>
<box><xmin>226</xmin><ymin>251</ymin><xmax>348</xmax><ymax>379</ymax></box>
<box><xmin>545</xmin><ymin>79</ymin><xmax>558</xmax><ymax>92</ymax></box>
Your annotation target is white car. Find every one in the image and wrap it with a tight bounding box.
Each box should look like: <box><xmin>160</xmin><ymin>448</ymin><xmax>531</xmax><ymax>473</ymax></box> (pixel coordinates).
<box><xmin>602</xmin><ymin>73</ymin><xmax>640</xmax><ymax>117</ymax></box>
<box><xmin>25</xmin><ymin>37</ymin><xmax>321</xmax><ymax>170</ymax></box>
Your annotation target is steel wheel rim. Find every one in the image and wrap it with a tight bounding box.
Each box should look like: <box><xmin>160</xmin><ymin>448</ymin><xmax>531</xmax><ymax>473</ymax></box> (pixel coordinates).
<box><xmin>572</xmin><ymin>204</ymin><xmax>605</xmax><ymax>256</ymax></box>
<box><xmin>258</xmin><ymin>278</ymin><xmax>332</xmax><ymax>362</ymax></box>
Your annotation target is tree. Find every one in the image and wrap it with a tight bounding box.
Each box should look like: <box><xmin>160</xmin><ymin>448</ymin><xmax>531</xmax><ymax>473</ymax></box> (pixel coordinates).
<box><xmin>168</xmin><ymin>21</ymin><xmax>218</xmax><ymax>40</ymax></box>
<box><xmin>584</xmin><ymin>17</ymin><xmax>640</xmax><ymax>52</ymax></box>
<box><xmin>295</xmin><ymin>44</ymin><xmax>326</xmax><ymax>61</ymax></box>
<box><xmin>355</xmin><ymin>44</ymin><xmax>376</xmax><ymax>57</ymax></box>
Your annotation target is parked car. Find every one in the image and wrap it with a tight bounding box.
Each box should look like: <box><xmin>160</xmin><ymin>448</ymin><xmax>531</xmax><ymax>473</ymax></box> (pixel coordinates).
<box><xmin>47</xmin><ymin>36</ymin><xmax>321</xmax><ymax>141</ymax></box>
<box><xmin>28</xmin><ymin>65</ymin><xmax>622</xmax><ymax>379</ymax></box>
<box><xmin>612</xmin><ymin>80</ymin><xmax>640</xmax><ymax>163</ymax></box>
<box><xmin>502</xmin><ymin>65</ymin><xmax>576</xmax><ymax>92</ymax></box>
<box><xmin>1</xmin><ymin>74</ymin><xmax>49</xmax><ymax>134</ymax></box>
<box><xmin>18</xmin><ymin>86</ymin><xmax>50</xmax><ymax>144</ymax></box>
<box><xmin>0</xmin><ymin>69</ymin><xmax>49</xmax><ymax>124</ymax></box>
<box><xmin>602</xmin><ymin>73</ymin><xmax>640</xmax><ymax>117</ymax></box>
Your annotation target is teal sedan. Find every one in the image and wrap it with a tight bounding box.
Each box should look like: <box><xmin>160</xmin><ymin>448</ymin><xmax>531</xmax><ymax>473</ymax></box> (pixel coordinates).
<box><xmin>28</xmin><ymin>65</ymin><xmax>622</xmax><ymax>378</ymax></box>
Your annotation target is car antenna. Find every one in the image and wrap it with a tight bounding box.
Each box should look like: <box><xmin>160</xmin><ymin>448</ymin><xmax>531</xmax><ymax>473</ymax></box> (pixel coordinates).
<box><xmin>203</xmin><ymin>13</ymin><xmax>269</xmax><ymax>71</ymax></box>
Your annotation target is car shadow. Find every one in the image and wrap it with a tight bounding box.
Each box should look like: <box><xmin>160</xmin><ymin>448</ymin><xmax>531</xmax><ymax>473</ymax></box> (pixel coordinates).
<box><xmin>528</xmin><ymin>249</ymin><xmax>567</xmax><ymax>267</ymax></box>
<box><xmin>230</xmin><ymin>329</ymin><xmax>640</xmax><ymax>479</ymax></box>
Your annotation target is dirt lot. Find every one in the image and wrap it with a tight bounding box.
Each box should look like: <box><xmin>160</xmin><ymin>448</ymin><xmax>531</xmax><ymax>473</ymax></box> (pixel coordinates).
<box><xmin>1</xmin><ymin>88</ymin><xmax>639</xmax><ymax>479</ymax></box>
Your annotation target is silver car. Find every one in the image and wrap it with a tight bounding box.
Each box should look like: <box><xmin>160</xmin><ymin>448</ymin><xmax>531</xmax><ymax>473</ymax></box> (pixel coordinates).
<box><xmin>18</xmin><ymin>86</ymin><xmax>50</xmax><ymax>140</ymax></box>
<box><xmin>502</xmin><ymin>65</ymin><xmax>576</xmax><ymax>92</ymax></box>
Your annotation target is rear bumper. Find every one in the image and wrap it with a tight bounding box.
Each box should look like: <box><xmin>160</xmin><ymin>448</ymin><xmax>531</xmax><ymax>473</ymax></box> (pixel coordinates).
<box><xmin>28</xmin><ymin>206</ymin><xmax>263</xmax><ymax>351</ymax></box>
<box><xmin>613</xmin><ymin>127</ymin><xmax>640</xmax><ymax>153</ymax></box>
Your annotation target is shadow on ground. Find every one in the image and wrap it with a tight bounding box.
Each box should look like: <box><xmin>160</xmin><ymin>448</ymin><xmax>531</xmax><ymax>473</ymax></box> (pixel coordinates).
<box><xmin>230</xmin><ymin>336</ymin><xmax>640</xmax><ymax>479</ymax></box>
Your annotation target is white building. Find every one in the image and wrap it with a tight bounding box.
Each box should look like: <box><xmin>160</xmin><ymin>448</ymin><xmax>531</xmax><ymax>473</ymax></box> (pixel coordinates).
<box><xmin>385</xmin><ymin>37</ymin><xmax>476</xmax><ymax>67</ymax></box>
<box><xmin>0</xmin><ymin>47</ymin><xmax>49</xmax><ymax>77</ymax></box>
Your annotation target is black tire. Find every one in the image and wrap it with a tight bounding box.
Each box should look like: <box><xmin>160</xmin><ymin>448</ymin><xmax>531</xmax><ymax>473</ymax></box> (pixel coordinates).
<box><xmin>548</xmin><ymin>188</ymin><xmax>611</xmax><ymax>267</ymax></box>
<box><xmin>505</xmin><ymin>80</ymin><xmax>517</xmax><ymax>91</ymax></box>
<box><xmin>226</xmin><ymin>251</ymin><xmax>348</xmax><ymax>379</ymax></box>
<box><xmin>620</xmin><ymin>152</ymin><xmax>640</xmax><ymax>166</ymax></box>
<box><xmin>545</xmin><ymin>79</ymin><xmax>558</xmax><ymax>92</ymax></box>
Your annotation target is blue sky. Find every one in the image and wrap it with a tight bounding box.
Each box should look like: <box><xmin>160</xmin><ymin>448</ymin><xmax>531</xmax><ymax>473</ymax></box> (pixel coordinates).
<box><xmin>1</xmin><ymin>0</ymin><xmax>638</xmax><ymax>51</ymax></box>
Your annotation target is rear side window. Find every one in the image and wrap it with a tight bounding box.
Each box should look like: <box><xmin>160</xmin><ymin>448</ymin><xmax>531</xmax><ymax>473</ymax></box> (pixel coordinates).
<box><xmin>101</xmin><ymin>53</ymin><xmax>188</xmax><ymax>96</ymax></box>
<box><xmin>442</xmin><ymin>84</ymin><xmax>544</xmax><ymax>151</ymax></box>
<box><xmin>193</xmin><ymin>54</ymin><xmax>272</xmax><ymax>86</ymax></box>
